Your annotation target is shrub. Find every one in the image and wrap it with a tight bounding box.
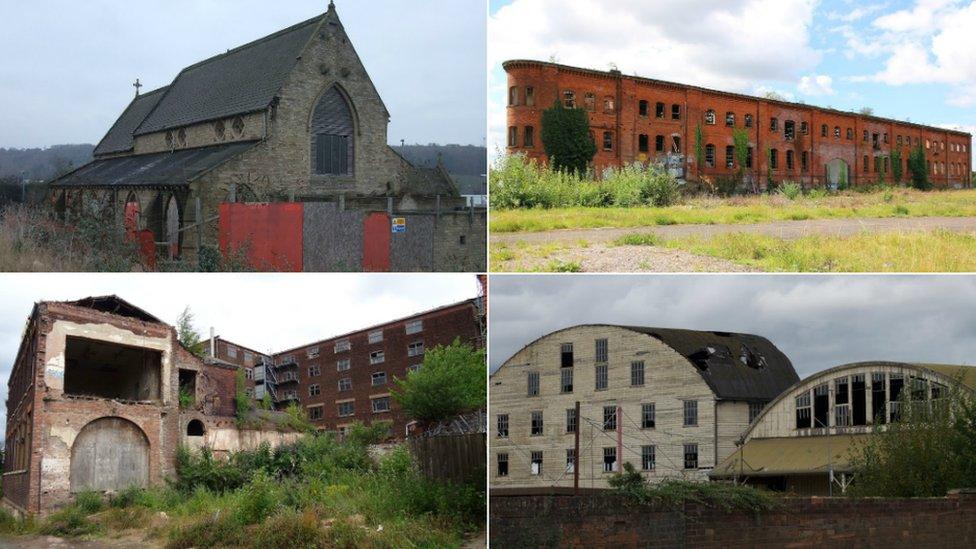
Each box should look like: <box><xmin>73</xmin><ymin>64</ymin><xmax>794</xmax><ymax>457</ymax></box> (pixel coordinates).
<box><xmin>251</xmin><ymin>508</ymin><xmax>326</xmax><ymax>549</ymax></box>
<box><xmin>779</xmin><ymin>181</ymin><xmax>802</xmax><ymax>200</ymax></box>
<box><xmin>74</xmin><ymin>490</ymin><xmax>104</xmax><ymax>514</ymax></box>
<box><xmin>39</xmin><ymin>505</ymin><xmax>103</xmax><ymax>537</ymax></box>
<box><xmin>392</xmin><ymin>339</ymin><xmax>486</xmax><ymax>423</ymax></box>
<box><xmin>233</xmin><ymin>470</ymin><xmax>280</xmax><ymax>525</ymax></box>
<box><xmin>540</xmin><ymin>101</ymin><xmax>597</xmax><ymax>175</ymax></box>
<box><xmin>908</xmin><ymin>144</ymin><xmax>931</xmax><ymax>190</ymax></box>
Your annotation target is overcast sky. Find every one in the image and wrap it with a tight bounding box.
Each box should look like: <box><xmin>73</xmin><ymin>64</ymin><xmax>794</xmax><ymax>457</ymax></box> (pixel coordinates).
<box><xmin>489</xmin><ymin>275</ymin><xmax>976</xmax><ymax>378</ymax></box>
<box><xmin>0</xmin><ymin>273</ymin><xmax>481</xmax><ymax>439</ymax></box>
<box><xmin>0</xmin><ymin>0</ymin><xmax>486</xmax><ymax>149</ymax></box>
<box><xmin>488</xmin><ymin>0</ymin><xmax>976</xmax><ymax>164</ymax></box>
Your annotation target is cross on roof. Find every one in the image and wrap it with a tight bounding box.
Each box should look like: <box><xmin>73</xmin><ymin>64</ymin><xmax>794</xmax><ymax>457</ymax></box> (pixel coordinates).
<box><xmin>133</xmin><ymin>78</ymin><xmax>142</xmax><ymax>97</ymax></box>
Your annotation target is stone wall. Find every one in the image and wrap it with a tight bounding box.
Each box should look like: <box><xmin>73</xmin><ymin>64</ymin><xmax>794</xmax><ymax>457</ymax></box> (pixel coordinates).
<box><xmin>489</xmin><ymin>489</ymin><xmax>976</xmax><ymax>548</ymax></box>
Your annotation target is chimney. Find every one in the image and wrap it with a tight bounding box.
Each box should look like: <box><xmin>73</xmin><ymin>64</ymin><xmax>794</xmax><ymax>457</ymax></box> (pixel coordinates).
<box><xmin>209</xmin><ymin>327</ymin><xmax>216</xmax><ymax>357</ymax></box>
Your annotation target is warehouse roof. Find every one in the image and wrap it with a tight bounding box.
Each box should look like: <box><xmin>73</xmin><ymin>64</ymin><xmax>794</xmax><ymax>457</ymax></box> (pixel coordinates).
<box><xmin>711</xmin><ymin>434</ymin><xmax>869</xmax><ymax>478</ymax></box>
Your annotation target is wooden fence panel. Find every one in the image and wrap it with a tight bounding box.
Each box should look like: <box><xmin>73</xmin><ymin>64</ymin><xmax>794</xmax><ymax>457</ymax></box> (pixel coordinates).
<box><xmin>407</xmin><ymin>433</ymin><xmax>485</xmax><ymax>485</ymax></box>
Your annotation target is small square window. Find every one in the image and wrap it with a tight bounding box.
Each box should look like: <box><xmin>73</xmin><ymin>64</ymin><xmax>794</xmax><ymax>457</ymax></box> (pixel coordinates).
<box><xmin>370</xmin><ymin>350</ymin><xmax>385</xmax><ymax>365</ymax></box>
<box><xmin>371</xmin><ymin>372</ymin><xmax>387</xmax><ymax>386</ymax></box>
<box><xmin>337</xmin><ymin>358</ymin><xmax>351</xmax><ymax>372</ymax></box>
<box><xmin>337</xmin><ymin>401</ymin><xmax>355</xmax><ymax>417</ymax></box>
<box><xmin>309</xmin><ymin>384</ymin><xmax>321</xmax><ymax>397</ymax></box>
<box><xmin>371</xmin><ymin>396</ymin><xmax>390</xmax><ymax>413</ymax></box>
<box><xmin>407</xmin><ymin>341</ymin><xmax>424</xmax><ymax>357</ymax></box>
<box><xmin>405</xmin><ymin>320</ymin><xmax>423</xmax><ymax>334</ymax></box>
<box><xmin>308</xmin><ymin>406</ymin><xmax>323</xmax><ymax>421</ymax></box>
<box><xmin>368</xmin><ymin>330</ymin><xmax>383</xmax><ymax>344</ymax></box>
<box><xmin>338</xmin><ymin>378</ymin><xmax>352</xmax><ymax>392</ymax></box>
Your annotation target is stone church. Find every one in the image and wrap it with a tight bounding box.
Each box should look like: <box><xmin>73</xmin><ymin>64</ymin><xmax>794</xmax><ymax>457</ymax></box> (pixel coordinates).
<box><xmin>50</xmin><ymin>2</ymin><xmax>462</xmax><ymax>260</ymax></box>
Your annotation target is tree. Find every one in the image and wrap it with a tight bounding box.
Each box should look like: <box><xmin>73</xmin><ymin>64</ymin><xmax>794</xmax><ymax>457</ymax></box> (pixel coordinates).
<box><xmin>732</xmin><ymin>128</ymin><xmax>750</xmax><ymax>188</ymax></box>
<box><xmin>392</xmin><ymin>339</ymin><xmax>485</xmax><ymax>424</ymax></box>
<box><xmin>694</xmin><ymin>124</ymin><xmax>705</xmax><ymax>181</ymax></box>
<box><xmin>907</xmin><ymin>144</ymin><xmax>931</xmax><ymax>190</ymax></box>
<box><xmin>763</xmin><ymin>90</ymin><xmax>787</xmax><ymax>101</ymax></box>
<box><xmin>176</xmin><ymin>306</ymin><xmax>206</xmax><ymax>357</ymax></box>
<box><xmin>858</xmin><ymin>107</ymin><xmax>874</xmax><ymax>116</ymax></box>
<box><xmin>540</xmin><ymin>101</ymin><xmax>596</xmax><ymax>175</ymax></box>
<box><xmin>890</xmin><ymin>148</ymin><xmax>903</xmax><ymax>183</ymax></box>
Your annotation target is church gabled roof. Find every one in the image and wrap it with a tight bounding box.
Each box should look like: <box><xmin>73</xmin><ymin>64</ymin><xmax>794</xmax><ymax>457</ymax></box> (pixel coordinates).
<box><xmin>93</xmin><ymin>86</ymin><xmax>169</xmax><ymax>157</ymax></box>
<box><xmin>133</xmin><ymin>13</ymin><xmax>325</xmax><ymax>136</ymax></box>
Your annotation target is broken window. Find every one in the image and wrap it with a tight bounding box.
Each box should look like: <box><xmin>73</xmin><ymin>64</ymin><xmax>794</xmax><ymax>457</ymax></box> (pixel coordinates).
<box><xmin>835</xmin><ymin>377</ymin><xmax>849</xmax><ymax>426</ymax></box>
<box><xmin>770</xmin><ymin>117</ymin><xmax>778</xmax><ymax>132</ymax></box>
<box><xmin>527</xmin><ymin>371</ymin><xmax>540</xmax><ymax>396</ymax></box>
<box><xmin>852</xmin><ymin>374</ymin><xmax>867</xmax><ymax>425</ymax></box>
<box><xmin>584</xmin><ymin>92</ymin><xmax>596</xmax><ymax>111</ymax></box>
<box><xmin>683</xmin><ymin>444</ymin><xmax>698</xmax><ymax>469</ymax></box>
<box><xmin>603</xmin><ymin>447</ymin><xmax>617</xmax><ymax>472</ymax></box>
<box><xmin>306</xmin><ymin>347</ymin><xmax>320</xmax><ymax>359</ymax></box>
<box><xmin>334</xmin><ymin>339</ymin><xmax>351</xmax><ymax>353</ymax></box>
<box><xmin>407</xmin><ymin>341</ymin><xmax>424</xmax><ymax>357</ymax></box>
<box><xmin>784</xmin><ymin>120</ymin><xmax>795</xmax><ymax>140</ymax></box>
<box><xmin>603</xmin><ymin>131</ymin><xmax>613</xmax><ymax>151</ymax></box>
<box><xmin>530</xmin><ymin>451</ymin><xmax>542</xmax><ymax>475</ymax></box>
<box><xmin>561</xmin><ymin>343</ymin><xmax>574</xmax><ymax>367</ymax></box>
<box><xmin>834</xmin><ymin>126</ymin><xmax>841</xmax><ymax>138</ymax></box>
<box><xmin>566</xmin><ymin>449</ymin><xmax>576</xmax><ymax>473</ymax></box>
<box><xmin>639</xmin><ymin>100</ymin><xmax>649</xmax><ymax>116</ymax></box>
<box><xmin>796</xmin><ymin>392</ymin><xmax>812</xmax><ymax>429</ymax></box>
<box><xmin>371</xmin><ymin>372</ymin><xmax>386</xmax><ymax>386</ymax></box>
<box><xmin>821</xmin><ymin>124</ymin><xmax>828</xmax><ymax>137</ymax></box>
<box><xmin>726</xmin><ymin>146</ymin><xmax>735</xmax><ymax>168</ymax></box>
<box><xmin>911</xmin><ymin>377</ymin><xmax>928</xmax><ymax>400</ymax></box>
<box><xmin>524</xmin><ymin>127</ymin><xmax>534</xmax><ymax>147</ymax></box>
<box><xmin>309</xmin><ymin>383</ymin><xmax>321</xmax><ymax>396</ymax></box>
<box><xmin>672</xmin><ymin>104</ymin><xmax>681</xmax><ymax>120</ymax></box>
<box><xmin>747</xmin><ymin>147</ymin><xmax>753</xmax><ymax>168</ymax></box>
<box><xmin>507</xmin><ymin>127</ymin><xmax>517</xmax><ymax>147</ymax></box>
<box><xmin>786</xmin><ymin>150</ymin><xmax>794</xmax><ymax>170</ymax></box>
<box><xmin>525</xmin><ymin>86</ymin><xmax>535</xmax><ymax>107</ymax></box>
<box><xmin>308</xmin><ymin>406</ymin><xmax>323</xmax><ymax>421</ymax></box>
<box><xmin>744</xmin><ymin>114</ymin><xmax>753</xmax><ymax>128</ymax></box>
<box><xmin>655</xmin><ymin>102</ymin><xmax>665</xmax><ymax>118</ymax></box>
<box><xmin>639</xmin><ymin>134</ymin><xmax>649</xmax><ymax>153</ymax></box>
<box><xmin>64</xmin><ymin>337</ymin><xmax>162</xmax><ymax>401</ymax></box>
<box><xmin>337</xmin><ymin>401</ymin><xmax>354</xmax><ymax>417</ymax></box>
<box><xmin>642</xmin><ymin>403</ymin><xmax>656</xmax><ymax>428</ymax></box>
<box><xmin>726</xmin><ymin>112</ymin><xmax>735</xmax><ymax>126</ymax></box>
<box><xmin>560</xmin><ymin>367</ymin><xmax>573</xmax><ymax>393</ymax></box>
<box><xmin>603</xmin><ymin>406</ymin><xmax>617</xmax><ymax>430</ymax></box>
<box><xmin>655</xmin><ymin>135</ymin><xmax>665</xmax><ymax>152</ymax></box>
<box><xmin>369</xmin><ymin>350</ymin><xmax>384</xmax><ymax>365</ymax></box>
<box><xmin>671</xmin><ymin>136</ymin><xmax>681</xmax><ymax>153</ymax></box>
<box><xmin>531</xmin><ymin>411</ymin><xmax>544</xmax><ymax>436</ymax></box>
<box><xmin>883</xmin><ymin>156</ymin><xmax>889</xmax><ymax>174</ymax></box>
<box><xmin>508</xmin><ymin>86</ymin><xmax>518</xmax><ymax>106</ymax></box>
<box><xmin>846</xmin><ymin>128</ymin><xmax>854</xmax><ymax>140</ymax></box>
<box><xmin>371</xmin><ymin>396</ymin><xmax>390</xmax><ymax>413</ymax></box>
<box><xmin>631</xmin><ymin>361</ymin><xmax>645</xmax><ymax>386</ymax></box>
<box><xmin>497</xmin><ymin>453</ymin><xmax>509</xmax><ymax>476</ymax></box>
<box><xmin>642</xmin><ymin>445</ymin><xmax>655</xmax><ymax>471</ymax></box>
<box><xmin>595</xmin><ymin>364</ymin><xmax>608</xmax><ymax>391</ymax></box>
<box><xmin>874</xmin><ymin>156</ymin><xmax>880</xmax><ymax>173</ymax></box>
<box><xmin>705</xmin><ymin>109</ymin><xmax>716</xmax><ymax>125</ymax></box>
<box><xmin>705</xmin><ymin>144</ymin><xmax>716</xmax><ymax>167</ymax></box>
<box><xmin>863</xmin><ymin>155</ymin><xmax>869</xmax><ymax>173</ymax></box>
<box><xmin>566</xmin><ymin>408</ymin><xmax>577</xmax><ymax>433</ymax></box>
<box><xmin>884</xmin><ymin>132</ymin><xmax>889</xmax><ymax>144</ymax></box>
<box><xmin>873</xmin><ymin>133</ymin><xmax>880</xmax><ymax>149</ymax></box>
<box><xmin>801</xmin><ymin>151</ymin><xmax>809</xmax><ymax>172</ymax></box>
<box><xmin>769</xmin><ymin>149</ymin><xmax>778</xmax><ymax>169</ymax></box>
<box><xmin>497</xmin><ymin>414</ymin><xmax>509</xmax><ymax>437</ymax></box>
<box><xmin>563</xmin><ymin>90</ymin><xmax>576</xmax><ymax>108</ymax></box>
<box><xmin>813</xmin><ymin>384</ymin><xmax>829</xmax><ymax>428</ymax></box>
<box><xmin>683</xmin><ymin>400</ymin><xmax>698</xmax><ymax>426</ymax></box>
<box><xmin>178</xmin><ymin>369</ymin><xmax>197</xmax><ymax>405</ymax></box>
<box><xmin>863</xmin><ymin>130</ymin><xmax>869</xmax><ymax>142</ymax></box>
<box><xmin>890</xmin><ymin>374</ymin><xmax>904</xmax><ymax>422</ymax></box>
<box><xmin>801</xmin><ymin>121</ymin><xmax>809</xmax><ymax>134</ymax></box>
<box><xmin>748</xmin><ymin>402</ymin><xmax>764</xmax><ymax>423</ymax></box>
<box><xmin>603</xmin><ymin>97</ymin><xmax>615</xmax><ymax>114</ymax></box>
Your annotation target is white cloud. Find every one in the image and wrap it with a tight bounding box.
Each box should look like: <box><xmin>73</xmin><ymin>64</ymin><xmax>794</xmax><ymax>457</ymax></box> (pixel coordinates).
<box><xmin>826</xmin><ymin>3</ymin><xmax>886</xmax><ymax>23</ymax></box>
<box><xmin>487</xmin><ymin>0</ymin><xmax>821</xmax><ymax>151</ymax></box>
<box><xmin>798</xmin><ymin>74</ymin><xmax>835</xmax><ymax>95</ymax></box>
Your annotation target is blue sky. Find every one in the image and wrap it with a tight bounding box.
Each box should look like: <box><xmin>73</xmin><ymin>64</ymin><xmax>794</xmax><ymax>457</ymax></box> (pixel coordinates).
<box><xmin>0</xmin><ymin>0</ymin><xmax>486</xmax><ymax>149</ymax></box>
<box><xmin>488</xmin><ymin>0</ymin><xmax>976</xmax><ymax>165</ymax></box>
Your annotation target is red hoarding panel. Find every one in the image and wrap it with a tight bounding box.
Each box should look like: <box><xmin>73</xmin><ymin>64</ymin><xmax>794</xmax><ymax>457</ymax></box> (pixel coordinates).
<box><xmin>218</xmin><ymin>203</ymin><xmax>303</xmax><ymax>272</ymax></box>
<box><xmin>362</xmin><ymin>212</ymin><xmax>390</xmax><ymax>272</ymax></box>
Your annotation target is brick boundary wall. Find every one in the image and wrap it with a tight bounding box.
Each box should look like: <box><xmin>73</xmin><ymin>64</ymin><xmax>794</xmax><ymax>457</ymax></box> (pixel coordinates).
<box><xmin>489</xmin><ymin>489</ymin><xmax>976</xmax><ymax>548</ymax></box>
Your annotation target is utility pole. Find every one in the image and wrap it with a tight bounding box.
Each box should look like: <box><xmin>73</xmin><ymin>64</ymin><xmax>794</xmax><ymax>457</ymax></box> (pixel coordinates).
<box><xmin>573</xmin><ymin>401</ymin><xmax>580</xmax><ymax>494</ymax></box>
<box><xmin>616</xmin><ymin>405</ymin><xmax>623</xmax><ymax>473</ymax></box>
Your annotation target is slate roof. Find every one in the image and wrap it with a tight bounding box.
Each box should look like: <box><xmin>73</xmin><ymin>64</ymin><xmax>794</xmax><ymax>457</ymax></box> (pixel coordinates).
<box><xmin>133</xmin><ymin>14</ymin><xmax>323</xmax><ymax>135</ymax></box>
<box><xmin>93</xmin><ymin>87</ymin><xmax>169</xmax><ymax>157</ymax></box>
<box><xmin>399</xmin><ymin>164</ymin><xmax>459</xmax><ymax>197</ymax></box>
<box><xmin>620</xmin><ymin>326</ymin><xmax>800</xmax><ymax>401</ymax></box>
<box><xmin>51</xmin><ymin>141</ymin><xmax>258</xmax><ymax>188</ymax></box>
<box><xmin>61</xmin><ymin>295</ymin><xmax>162</xmax><ymax>323</ymax></box>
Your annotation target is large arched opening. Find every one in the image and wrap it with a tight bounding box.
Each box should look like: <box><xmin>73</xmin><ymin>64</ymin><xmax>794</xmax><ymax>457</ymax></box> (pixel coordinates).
<box><xmin>70</xmin><ymin>417</ymin><xmax>150</xmax><ymax>493</ymax></box>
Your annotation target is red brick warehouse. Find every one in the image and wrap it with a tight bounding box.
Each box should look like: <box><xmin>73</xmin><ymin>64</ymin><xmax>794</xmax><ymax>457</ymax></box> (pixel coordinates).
<box><xmin>505</xmin><ymin>60</ymin><xmax>972</xmax><ymax>189</ymax></box>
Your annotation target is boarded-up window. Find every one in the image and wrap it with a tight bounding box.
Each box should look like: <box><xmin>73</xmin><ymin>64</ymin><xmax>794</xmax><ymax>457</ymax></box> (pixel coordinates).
<box><xmin>315</xmin><ymin>134</ymin><xmax>350</xmax><ymax>175</ymax></box>
<box><xmin>311</xmin><ymin>86</ymin><xmax>354</xmax><ymax>176</ymax></box>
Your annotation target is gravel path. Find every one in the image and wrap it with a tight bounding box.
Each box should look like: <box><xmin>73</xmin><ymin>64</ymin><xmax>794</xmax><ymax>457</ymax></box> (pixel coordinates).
<box><xmin>496</xmin><ymin>244</ymin><xmax>757</xmax><ymax>273</ymax></box>
<box><xmin>491</xmin><ymin>215</ymin><xmax>976</xmax><ymax>246</ymax></box>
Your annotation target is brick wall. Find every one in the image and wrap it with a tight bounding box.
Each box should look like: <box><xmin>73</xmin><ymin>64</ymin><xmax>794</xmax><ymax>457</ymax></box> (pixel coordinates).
<box><xmin>506</xmin><ymin>60</ymin><xmax>973</xmax><ymax>189</ymax></box>
<box><xmin>490</xmin><ymin>490</ymin><xmax>976</xmax><ymax>548</ymax></box>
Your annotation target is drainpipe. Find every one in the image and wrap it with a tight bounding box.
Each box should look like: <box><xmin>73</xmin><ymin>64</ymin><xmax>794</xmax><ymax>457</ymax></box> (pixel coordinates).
<box><xmin>209</xmin><ymin>328</ymin><xmax>216</xmax><ymax>357</ymax></box>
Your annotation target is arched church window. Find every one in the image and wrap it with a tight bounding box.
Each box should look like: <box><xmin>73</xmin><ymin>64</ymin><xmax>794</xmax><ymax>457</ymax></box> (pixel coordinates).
<box><xmin>310</xmin><ymin>86</ymin><xmax>354</xmax><ymax>176</ymax></box>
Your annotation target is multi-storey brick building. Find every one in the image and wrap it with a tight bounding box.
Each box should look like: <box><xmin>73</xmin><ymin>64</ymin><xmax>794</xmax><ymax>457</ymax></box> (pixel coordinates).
<box><xmin>505</xmin><ymin>60</ymin><xmax>972</xmax><ymax>189</ymax></box>
<box><xmin>489</xmin><ymin>325</ymin><xmax>798</xmax><ymax>489</ymax></box>
<box><xmin>712</xmin><ymin>361</ymin><xmax>976</xmax><ymax>495</ymax></box>
<box><xmin>206</xmin><ymin>336</ymin><xmax>271</xmax><ymax>399</ymax></box>
<box><xmin>260</xmin><ymin>297</ymin><xmax>485</xmax><ymax>437</ymax></box>
<box><xmin>2</xmin><ymin>296</ymin><xmax>299</xmax><ymax>516</ymax></box>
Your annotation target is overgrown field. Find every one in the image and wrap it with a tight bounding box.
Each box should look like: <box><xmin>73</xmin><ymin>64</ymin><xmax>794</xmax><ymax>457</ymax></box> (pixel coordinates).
<box><xmin>0</xmin><ymin>427</ymin><xmax>484</xmax><ymax>548</ymax></box>
<box><xmin>490</xmin><ymin>154</ymin><xmax>976</xmax><ymax>234</ymax></box>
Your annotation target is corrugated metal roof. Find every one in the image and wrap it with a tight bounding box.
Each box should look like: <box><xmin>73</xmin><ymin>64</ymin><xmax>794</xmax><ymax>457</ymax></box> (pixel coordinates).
<box><xmin>134</xmin><ymin>14</ymin><xmax>323</xmax><ymax>135</ymax></box>
<box><xmin>620</xmin><ymin>326</ymin><xmax>800</xmax><ymax>401</ymax></box>
<box><xmin>711</xmin><ymin>434</ymin><xmax>869</xmax><ymax>477</ymax></box>
<box><xmin>51</xmin><ymin>141</ymin><xmax>258</xmax><ymax>188</ymax></box>
<box><xmin>93</xmin><ymin>87</ymin><xmax>169</xmax><ymax>156</ymax></box>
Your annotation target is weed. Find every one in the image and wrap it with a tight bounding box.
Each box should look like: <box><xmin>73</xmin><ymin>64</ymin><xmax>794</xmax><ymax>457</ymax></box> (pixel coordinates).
<box><xmin>39</xmin><ymin>505</ymin><xmax>103</xmax><ymax>537</ymax></box>
<box><xmin>74</xmin><ymin>490</ymin><xmax>104</xmax><ymax>514</ymax></box>
<box><xmin>779</xmin><ymin>181</ymin><xmax>802</xmax><ymax>200</ymax></box>
<box><xmin>546</xmin><ymin>260</ymin><xmax>582</xmax><ymax>272</ymax></box>
<box><xmin>615</xmin><ymin>233</ymin><xmax>662</xmax><ymax>246</ymax></box>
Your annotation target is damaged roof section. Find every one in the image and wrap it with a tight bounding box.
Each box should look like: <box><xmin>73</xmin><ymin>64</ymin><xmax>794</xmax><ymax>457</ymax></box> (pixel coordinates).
<box><xmin>52</xmin><ymin>141</ymin><xmax>258</xmax><ymax>188</ymax></box>
<box><xmin>63</xmin><ymin>295</ymin><xmax>162</xmax><ymax>323</ymax></box>
<box><xmin>621</xmin><ymin>326</ymin><xmax>800</xmax><ymax>401</ymax></box>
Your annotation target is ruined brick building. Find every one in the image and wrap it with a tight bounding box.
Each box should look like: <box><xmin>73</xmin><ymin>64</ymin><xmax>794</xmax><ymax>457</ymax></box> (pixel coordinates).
<box><xmin>209</xmin><ymin>296</ymin><xmax>486</xmax><ymax>437</ymax></box>
<box><xmin>2</xmin><ymin>296</ymin><xmax>300</xmax><ymax>516</ymax></box>
<box><xmin>47</xmin><ymin>2</ymin><xmax>479</xmax><ymax>268</ymax></box>
<box><xmin>505</xmin><ymin>60</ymin><xmax>972</xmax><ymax>189</ymax></box>
<box><xmin>489</xmin><ymin>325</ymin><xmax>799</xmax><ymax>489</ymax></box>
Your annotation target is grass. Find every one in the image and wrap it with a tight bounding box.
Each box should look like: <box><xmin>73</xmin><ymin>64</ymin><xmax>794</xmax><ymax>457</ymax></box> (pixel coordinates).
<box><xmin>0</xmin><ymin>431</ymin><xmax>483</xmax><ymax>548</ymax></box>
<box><xmin>491</xmin><ymin>187</ymin><xmax>976</xmax><ymax>233</ymax></box>
<box><xmin>665</xmin><ymin>229</ymin><xmax>976</xmax><ymax>272</ymax></box>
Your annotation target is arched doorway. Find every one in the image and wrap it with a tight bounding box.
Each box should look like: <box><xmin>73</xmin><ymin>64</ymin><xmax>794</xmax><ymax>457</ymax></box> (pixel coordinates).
<box><xmin>825</xmin><ymin>158</ymin><xmax>850</xmax><ymax>190</ymax></box>
<box><xmin>165</xmin><ymin>195</ymin><xmax>180</xmax><ymax>258</ymax></box>
<box><xmin>70</xmin><ymin>417</ymin><xmax>150</xmax><ymax>493</ymax></box>
<box><xmin>186</xmin><ymin>419</ymin><xmax>205</xmax><ymax>437</ymax></box>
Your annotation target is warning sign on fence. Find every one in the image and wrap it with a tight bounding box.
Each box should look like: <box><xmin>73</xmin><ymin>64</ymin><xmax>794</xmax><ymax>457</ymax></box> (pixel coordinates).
<box><xmin>392</xmin><ymin>217</ymin><xmax>406</xmax><ymax>233</ymax></box>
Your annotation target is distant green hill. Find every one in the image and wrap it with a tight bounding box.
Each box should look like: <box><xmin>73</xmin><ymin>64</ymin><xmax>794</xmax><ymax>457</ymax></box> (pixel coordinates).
<box><xmin>392</xmin><ymin>144</ymin><xmax>486</xmax><ymax>177</ymax></box>
<box><xmin>0</xmin><ymin>144</ymin><xmax>95</xmax><ymax>181</ymax></box>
